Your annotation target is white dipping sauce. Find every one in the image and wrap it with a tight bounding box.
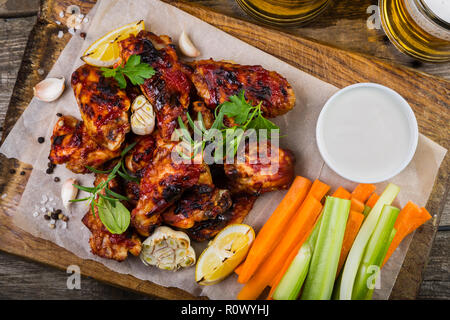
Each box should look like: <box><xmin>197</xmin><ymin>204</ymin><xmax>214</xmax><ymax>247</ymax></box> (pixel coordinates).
<box><xmin>316</xmin><ymin>84</ymin><xmax>418</xmax><ymax>183</ymax></box>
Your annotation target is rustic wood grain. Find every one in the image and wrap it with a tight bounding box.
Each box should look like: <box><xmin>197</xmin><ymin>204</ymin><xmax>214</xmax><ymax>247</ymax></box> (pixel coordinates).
<box><xmin>0</xmin><ymin>0</ymin><xmax>448</xmax><ymax>300</ymax></box>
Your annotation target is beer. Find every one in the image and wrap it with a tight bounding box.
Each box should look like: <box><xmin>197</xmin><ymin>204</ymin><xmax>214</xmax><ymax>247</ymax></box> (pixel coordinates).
<box><xmin>235</xmin><ymin>0</ymin><xmax>331</xmax><ymax>26</ymax></box>
<box><xmin>380</xmin><ymin>0</ymin><xmax>450</xmax><ymax>62</ymax></box>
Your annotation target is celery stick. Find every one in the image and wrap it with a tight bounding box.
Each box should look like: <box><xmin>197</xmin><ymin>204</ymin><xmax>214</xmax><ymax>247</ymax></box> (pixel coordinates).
<box><xmin>362</xmin><ymin>205</ymin><xmax>372</xmax><ymax>218</ymax></box>
<box><xmin>352</xmin><ymin>205</ymin><xmax>400</xmax><ymax>299</ymax></box>
<box><xmin>301</xmin><ymin>197</ymin><xmax>350</xmax><ymax>300</ymax></box>
<box><xmin>339</xmin><ymin>183</ymin><xmax>400</xmax><ymax>300</ymax></box>
<box><xmin>272</xmin><ymin>214</ymin><xmax>322</xmax><ymax>300</ymax></box>
<box><xmin>363</xmin><ymin>228</ymin><xmax>397</xmax><ymax>300</ymax></box>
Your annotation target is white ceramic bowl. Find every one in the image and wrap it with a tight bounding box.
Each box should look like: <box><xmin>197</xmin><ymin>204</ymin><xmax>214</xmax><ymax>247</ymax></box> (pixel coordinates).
<box><xmin>316</xmin><ymin>83</ymin><xmax>418</xmax><ymax>183</ymax></box>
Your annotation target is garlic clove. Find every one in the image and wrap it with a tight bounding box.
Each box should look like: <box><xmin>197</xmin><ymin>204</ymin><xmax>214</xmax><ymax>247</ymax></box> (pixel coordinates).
<box><xmin>33</xmin><ymin>77</ymin><xmax>65</xmax><ymax>102</ymax></box>
<box><xmin>178</xmin><ymin>31</ymin><xmax>201</xmax><ymax>58</ymax></box>
<box><xmin>61</xmin><ymin>178</ymin><xmax>79</xmax><ymax>209</ymax></box>
<box><xmin>131</xmin><ymin>95</ymin><xmax>156</xmax><ymax>135</ymax></box>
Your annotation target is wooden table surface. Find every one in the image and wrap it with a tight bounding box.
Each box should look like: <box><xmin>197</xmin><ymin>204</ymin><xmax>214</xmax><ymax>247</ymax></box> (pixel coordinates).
<box><xmin>0</xmin><ymin>0</ymin><xmax>448</xmax><ymax>299</ymax></box>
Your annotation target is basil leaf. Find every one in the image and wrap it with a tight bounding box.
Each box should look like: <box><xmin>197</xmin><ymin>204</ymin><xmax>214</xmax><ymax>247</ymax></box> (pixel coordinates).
<box><xmin>97</xmin><ymin>197</ymin><xmax>130</xmax><ymax>234</ymax></box>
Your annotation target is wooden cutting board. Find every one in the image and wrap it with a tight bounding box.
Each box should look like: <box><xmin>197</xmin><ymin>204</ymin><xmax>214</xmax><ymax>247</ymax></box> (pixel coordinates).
<box><xmin>0</xmin><ymin>0</ymin><xmax>448</xmax><ymax>300</ymax></box>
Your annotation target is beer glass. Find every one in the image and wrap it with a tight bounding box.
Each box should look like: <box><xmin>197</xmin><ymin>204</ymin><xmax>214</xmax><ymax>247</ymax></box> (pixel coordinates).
<box><xmin>235</xmin><ymin>0</ymin><xmax>331</xmax><ymax>26</ymax></box>
<box><xmin>380</xmin><ymin>0</ymin><xmax>450</xmax><ymax>62</ymax></box>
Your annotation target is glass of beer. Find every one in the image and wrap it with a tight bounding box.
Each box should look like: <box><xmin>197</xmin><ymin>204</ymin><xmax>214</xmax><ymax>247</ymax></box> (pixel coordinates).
<box><xmin>379</xmin><ymin>0</ymin><xmax>450</xmax><ymax>62</ymax></box>
<box><xmin>235</xmin><ymin>0</ymin><xmax>331</xmax><ymax>26</ymax></box>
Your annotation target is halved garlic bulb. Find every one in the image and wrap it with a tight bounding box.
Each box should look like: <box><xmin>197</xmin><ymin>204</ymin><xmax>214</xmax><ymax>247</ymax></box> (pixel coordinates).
<box><xmin>131</xmin><ymin>95</ymin><xmax>155</xmax><ymax>135</ymax></box>
<box><xmin>61</xmin><ymin>178</ymin><xmax>78</xmax><ymax>209</ymax></box>
<box><xmin>178</xmin><ymin>31</ymin><xmax>200</xmax><ymax>58</ymax></box>
<box><xmin>140</xmin><ymin>226</ymin><xmax>196</xmax><ymax>271</ymax></box>
<box><xmin>33</xmin><ymin>77</ymin><xmax>65</xmax><ymax>102</ymax></box>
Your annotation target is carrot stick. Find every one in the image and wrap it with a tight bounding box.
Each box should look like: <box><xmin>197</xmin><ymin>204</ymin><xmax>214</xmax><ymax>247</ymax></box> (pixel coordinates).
<box><xmin>350</xmin><ymin>197</ymin><xmax>365</xmax><ymax>213</ymax></box>
<box><xmin>336</xmin><ymin>210</ymin><xmax>365</xmax><ymax>276</ymax></box>
<box><xmin>267</xmin><ymin>212</ymin><xmax>323</xmax><ymax>299</ymax></box>
<box><xmin>308</xmin><ymin>179</ymin><xmax>331</xmax><ymax>201</ymax></box>
<box><xmin>366</xmin><ymin>193</ymin><xmax>380</xmax><ymax>208</ymax></box>
<box><xmin>382</xmin><ymin>203</ymin><xmax>432</xmax><ymax>267</ymax></box>
<box><xmin>237</xmin><ymin>195</ymin><xmax>323</xmax><ymax>300</ymax></box>
<box><xmin>237</xmin><ymin>176</ymin><xmax>312</xmax><ymax>284</ymax></box>
<box><xmin>332</xmin><ymin>186</ymin><xmax>351</xmax><ymax>200</ymax></box>
<box><xmin>351</xmin><ymin>184</ymin><xmax>376</xmax><ymax>203</ymax></box>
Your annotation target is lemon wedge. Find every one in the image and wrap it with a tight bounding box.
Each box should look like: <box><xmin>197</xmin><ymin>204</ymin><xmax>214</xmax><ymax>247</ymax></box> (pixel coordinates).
<box><xmin>81</xmin><ymin>20</ymin><xmax>145</xmax><ymax>67</ymax></box>
<box><xmin>195</xmin><ymin>224</ymin><xmax>255</xmax><ymax>285</ymax></box>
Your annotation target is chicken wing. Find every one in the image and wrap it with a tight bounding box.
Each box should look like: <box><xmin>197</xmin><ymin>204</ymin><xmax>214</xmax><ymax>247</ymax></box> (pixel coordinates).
<box><xmin>49</xmin><ymin>115</ymin><xmax>120</xmax><ymax>174</ymax></box>
<box><xmin>119</xmin><ymin>31</ymin><xmax>192</xmax><ymax>140</ymax></box>
<box><xmin>81</xmin><ymin>174</ymin><xmax>141</xmax><ymax>262</ymax></box>
<box><xmin>124</xmin><ymin>134</ymin><xmax>156</xmax><ymax>178</ymax></box>
<box><xmin>131</xmin><ymin>139</ymin><xmax>208</xmax><ymax>237</ymax></box>
<box><xmin>162</xmin><ymin>187</ymin><xmax>232</xmax><ymax>229</ymax></box>
<box><xmin>224</xmin><ymin>141</ymin><xmax>295</xmax><ymax>195</ymax></box>
<box><xmin>190</xmin><ymin>59</ymin><xmax>295</xmax><ymax>118</ymax></box>
<box><xmin>186</xmin><ymin>193</ymin><xmax>257</xmax><ymax>242</ymax></box>
<box><xmin>71</xmin><ymin>64</ymin><xmax>131</xmax><ymax>151</ymax></box>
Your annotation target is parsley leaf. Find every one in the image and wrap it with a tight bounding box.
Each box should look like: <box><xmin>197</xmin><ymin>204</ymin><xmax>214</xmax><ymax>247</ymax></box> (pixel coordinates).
<box><xmin>178</xmin><ymin>90</ymin><xmax>281</xmax><ymax>162</ymax></box>
<box><xmin>101</xmin><ymin>54</ymin><xmax>155</xmax><ymax>89</ymax></box>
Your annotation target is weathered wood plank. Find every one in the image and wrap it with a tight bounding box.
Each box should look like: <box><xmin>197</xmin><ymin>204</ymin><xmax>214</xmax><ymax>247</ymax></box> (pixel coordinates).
<box><xmin>0</xmin><ymin>0</ymin><xmax>39</xmax><ymax>17</ymax></box>
<box><xmin>0</xmin><ymin>16</ymin><xmax>36</xmax><ymax>141</ymax></box>
<box><xmin>0</xmin><ymin>251</ymin><xmax>154</xmax><ymax>300</ymax></box>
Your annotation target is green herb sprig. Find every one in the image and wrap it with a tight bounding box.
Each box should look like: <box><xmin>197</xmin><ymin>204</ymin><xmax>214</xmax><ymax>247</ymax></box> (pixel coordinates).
<box><xmin>177</xmin><ymin>90</ymin><xmax>280</xmax><ymax>161</ymax></box>
<box><xmin>101</xmin><ymin>54</ymin><xmax>155</xmax><ymax>89</ymax></box>
<box><xmin>69</xmin><ymin>142</ymin><xmax>139</xmax><ymax>234</ymax></box>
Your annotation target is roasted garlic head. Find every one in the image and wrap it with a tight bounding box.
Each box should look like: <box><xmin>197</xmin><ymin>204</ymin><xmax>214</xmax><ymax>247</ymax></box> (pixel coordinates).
<box><xmin>140</xmin><ymin>226</ymin><xmax>196</xmax><ymax>271</ymax></box>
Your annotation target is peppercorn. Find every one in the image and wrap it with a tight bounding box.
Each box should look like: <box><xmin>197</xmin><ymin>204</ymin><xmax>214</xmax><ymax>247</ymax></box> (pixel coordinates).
<box><xmin>51</xmin><ymin>212</ymin><xmax>59</xmax><ymax>220</ymax></box>
<box><xmin>44</xmin><ymin>214</ymin><xmax>51</xmax><ymax>221</ymax></box>
<box><xmin>20</xmin><ymin>171</ymin><xmax>25</xmax><ymax>175</ymax></box>
<box><xmin>58</xmin><ymin>213</ymin><xmax>64</xmax><ymax>220</ymax></box>
<box><xmin>48</xmin><ymin>223</ymin><xmax>55</xmax><ymax>229</ymax></box>
<box><xmin>56</xmin><ymin>113</ymin><xmax>62</xmax><ymax>117</ymax></box>
<box><xmin>55</xmin><ymin>209</ymin><xmax>62</xmax><ymax>214</ymax></box>
<box><xmin>80</xmin><ymin>32</ymin><xmax>86</xmax><ymax>39</ymax></box>
<box><xmin>62</xmin><ymin>215</ymin><xmax>69</xmax><ymax>222</ymax></box>
<box><xmin>9</xmin><ymin>169</ymin><xmax>16</xmax><ymax>174</ymax></box>
<box><xmin>46</xmin><ymin>168</ymin><xmax>53</xmax><ymax>174</ymax></box>
<box><xmin>54</xmin><ymin>177</ymin><xmax>60</xmax><ymax>182</ymax></box>
<box><xmin>37</xmin><ymin>137</ymin><xmax>45</xmax><ymax>143</ymax></box>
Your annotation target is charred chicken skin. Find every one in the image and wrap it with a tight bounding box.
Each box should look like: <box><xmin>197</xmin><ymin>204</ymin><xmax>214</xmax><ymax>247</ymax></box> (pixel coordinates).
<box><xmin>124</xmin><ymin>134</ymin><xmax>157</xmax><ymax>178</ymax></box>
<box><xmin>71</xmin><ymin>64</ymin><xmax>131</xmax><ymax>151</ymax></box>
<box><xmin>49</xmin><ymin>115</ymin><xmax>120</xmax><ymax>174</ymax></box>
<box><xmin>82</xmin><ymin>174</ymin><xmax>142</xmax><ymax>262</ymax></box>
<box><xmin>224</xmin><ymin>141</ymin><xmax>295</xmax><ymax>195</ymax></box>
<box><xmin>186</xmin><ymin>193</ymin><xmax>257</xmax><ymax>242</ymax></box>
<box><xmin>131</xmin><ymin>139</ymin><xmax>208</xmax><ymax>237</ymax></box>
<box><xmin>119</xmin><ymin>31</ymin><xmax>192</xmax><ymax>141</ymax></box>
<box><xmin>162</xmin><ymin>185</ymin><xmax>232</xmax><ymax>230</ymax></box>
<box><xmin>190</xmin><ymin>59</ymin><xmax>296</xmax><ymax>118</ymax></box>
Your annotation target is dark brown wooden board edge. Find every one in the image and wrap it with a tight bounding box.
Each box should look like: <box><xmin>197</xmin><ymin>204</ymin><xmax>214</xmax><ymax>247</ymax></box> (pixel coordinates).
<box><xmin>0</xmin><ymin>0</ymin><xmax>448</xmax><ymax>300</ymax></box>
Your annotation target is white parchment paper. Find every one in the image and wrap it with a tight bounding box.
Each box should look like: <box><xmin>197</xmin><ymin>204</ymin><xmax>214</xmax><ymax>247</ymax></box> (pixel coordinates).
<box><xmin>0</xmin><ymin>0</ymin><xmax>447</xmax><ymax>299</ymax></box>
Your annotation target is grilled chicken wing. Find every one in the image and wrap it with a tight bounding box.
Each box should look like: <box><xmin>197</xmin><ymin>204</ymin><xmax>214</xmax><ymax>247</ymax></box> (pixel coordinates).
<box><xmin>190</xmin><ymin>59</ymin><xmax>295</xmax><ymax>118</ymax></box>
<box><xmin>71</xmin><ymin>64</ymin><xmax>131</xmax><ymax>151</ymax></box>
<box><xmin>124</xmin><ymin>134</ymin><xmax>156</xmax><ymax>178</ymax></box>
<box><xmin>224</xmin><ymin>141</ymin><xmax>295</xmax><ymax>195</ymax></box>
<box><xmin>162</xmin><ymin>187</ymin><xmax>232</xmax><ymax>229</ymax></box>
<box><xmin>131</xmin><ymin>138</ymin><xmax>208</xmax><ymax>237</ymax></box>
<box><xmin>49</xmin><ymin>115</ymin><xmax>120</xmax><ymax>174</ymax></box>
<box><xmin>119</xmin><ymin>31</ymin><xmax>192</xmax><ymax>140</ymax></box>
<box><xmin>81</xmin><ymin>174</ymin><xmax>141</xmax><ymax>262</ymax></box>
<box><xmin>186</xmin><ymin>193</ymin><xmax>257</xmax><ymax>242</ymax></box>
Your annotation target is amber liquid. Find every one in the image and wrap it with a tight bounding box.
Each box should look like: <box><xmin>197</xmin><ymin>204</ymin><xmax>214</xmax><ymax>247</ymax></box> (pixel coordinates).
<box><xmin>235</xmin><ymin>0</ymin><xmax>331</xmax><ymax>26</ymax></box>
<box><xmin>380</xmin><ymin>0</ymin><xmax>450</xmax><ymax>62</ymax></box>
